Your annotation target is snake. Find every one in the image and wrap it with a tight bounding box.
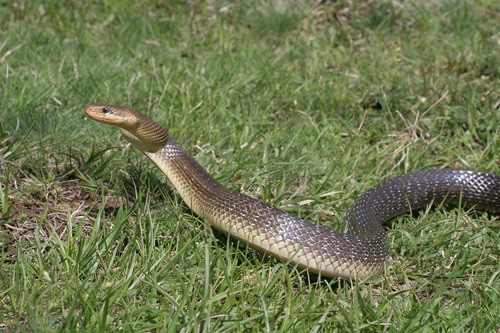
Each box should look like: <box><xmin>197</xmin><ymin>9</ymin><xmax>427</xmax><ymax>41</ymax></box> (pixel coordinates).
<box><xmin>85</xmin><ymin>104</ymin><xmax>500</xmax><ymax>280</ymax></box>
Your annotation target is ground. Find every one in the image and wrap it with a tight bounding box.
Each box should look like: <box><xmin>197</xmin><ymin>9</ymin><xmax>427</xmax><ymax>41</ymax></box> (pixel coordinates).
<box><xmin>0</xmin><ymin>1</ymin><xmax>498</xmax><ymax>331</ymax></box>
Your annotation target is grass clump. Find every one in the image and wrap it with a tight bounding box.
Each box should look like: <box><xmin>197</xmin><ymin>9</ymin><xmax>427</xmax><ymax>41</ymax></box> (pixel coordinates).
<box><xmin>0</xmin><ymin>1</ymin><xmax>498</xmax><ymax>331</ymax></box>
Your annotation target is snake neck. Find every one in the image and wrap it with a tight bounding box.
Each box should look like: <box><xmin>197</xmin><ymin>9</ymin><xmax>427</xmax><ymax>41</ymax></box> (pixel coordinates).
<box><xmin>142</xmin><ymin>139</ymin><xmax>227</xmax><ymax>216</ymax></box>
<box><xmin>118</xmin><ymin>109</ymin><xmax>170</xmax><ymax>153</ymax></box>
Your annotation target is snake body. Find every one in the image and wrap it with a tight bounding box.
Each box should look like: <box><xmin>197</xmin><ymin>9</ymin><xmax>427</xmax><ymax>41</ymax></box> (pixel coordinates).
<box><xmin>85</xmin><ymin>104</ymin><xmax>500</xmax><ymax>279</ymax></box>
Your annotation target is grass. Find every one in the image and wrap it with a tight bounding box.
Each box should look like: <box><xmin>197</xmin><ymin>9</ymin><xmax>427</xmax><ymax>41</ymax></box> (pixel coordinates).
<box><xmin>0</xmin><ymin>0</ymin><xmax>498</xmax><ymax>331</ymax></box>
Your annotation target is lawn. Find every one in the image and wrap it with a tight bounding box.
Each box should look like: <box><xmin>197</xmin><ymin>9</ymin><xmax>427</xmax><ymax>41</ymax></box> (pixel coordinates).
<box><xmin>1</xmin><ymin>1</ymin><xmax>498</xmax><ymax>331</ymax></box>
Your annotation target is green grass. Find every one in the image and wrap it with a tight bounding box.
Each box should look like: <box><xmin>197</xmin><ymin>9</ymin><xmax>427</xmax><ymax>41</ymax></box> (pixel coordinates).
<box><xmin>1</xmin><ymin>0</ymin><xmax>498</xmax><ymax>331</ymax></box>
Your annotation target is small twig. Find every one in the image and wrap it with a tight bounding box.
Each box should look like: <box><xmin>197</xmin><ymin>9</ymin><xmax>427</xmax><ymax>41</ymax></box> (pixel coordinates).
<box><xmin>0</xmin><ymin>44</ymin><xmax>22</xmax><ymax>63</ymax></box>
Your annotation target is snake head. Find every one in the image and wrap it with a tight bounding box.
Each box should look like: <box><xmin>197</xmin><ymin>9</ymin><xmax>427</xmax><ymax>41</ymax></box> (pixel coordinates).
<box><xmin>85</xmin><ymin>104</ymin><xmax>140</xmax><ymax>127</ymax></box>
<box><xmin>85</xmin><ymin>104</ymin><xmax>169</xmax><ymax>153</ymax></box>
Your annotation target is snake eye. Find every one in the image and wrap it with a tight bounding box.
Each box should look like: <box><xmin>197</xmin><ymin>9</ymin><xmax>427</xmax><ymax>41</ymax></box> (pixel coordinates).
<box><xmin>102</xmin><ymin>107</ymin><xmax>110</xmax><ymax>114</ymax></box>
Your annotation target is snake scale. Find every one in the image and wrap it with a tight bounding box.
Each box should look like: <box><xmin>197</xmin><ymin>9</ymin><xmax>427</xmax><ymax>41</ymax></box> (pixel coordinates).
<box><xmin>85</xmin><ymin>104</ymin><xmax>500</xmax><ymax>280</ymax></box>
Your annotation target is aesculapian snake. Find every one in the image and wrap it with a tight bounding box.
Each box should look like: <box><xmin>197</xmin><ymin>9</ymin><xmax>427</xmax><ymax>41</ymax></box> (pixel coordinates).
<box><xmin>85</xmin><ymin>104</ymin><xmax>499</xmax><ymax>280</ymax></box>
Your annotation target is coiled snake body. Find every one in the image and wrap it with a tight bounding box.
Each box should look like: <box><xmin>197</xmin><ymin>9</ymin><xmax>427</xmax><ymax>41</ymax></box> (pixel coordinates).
<box><xmin>85</xmin><ymin>104</ymin><xmax>500</xmax><ymax>279</ymax></box>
